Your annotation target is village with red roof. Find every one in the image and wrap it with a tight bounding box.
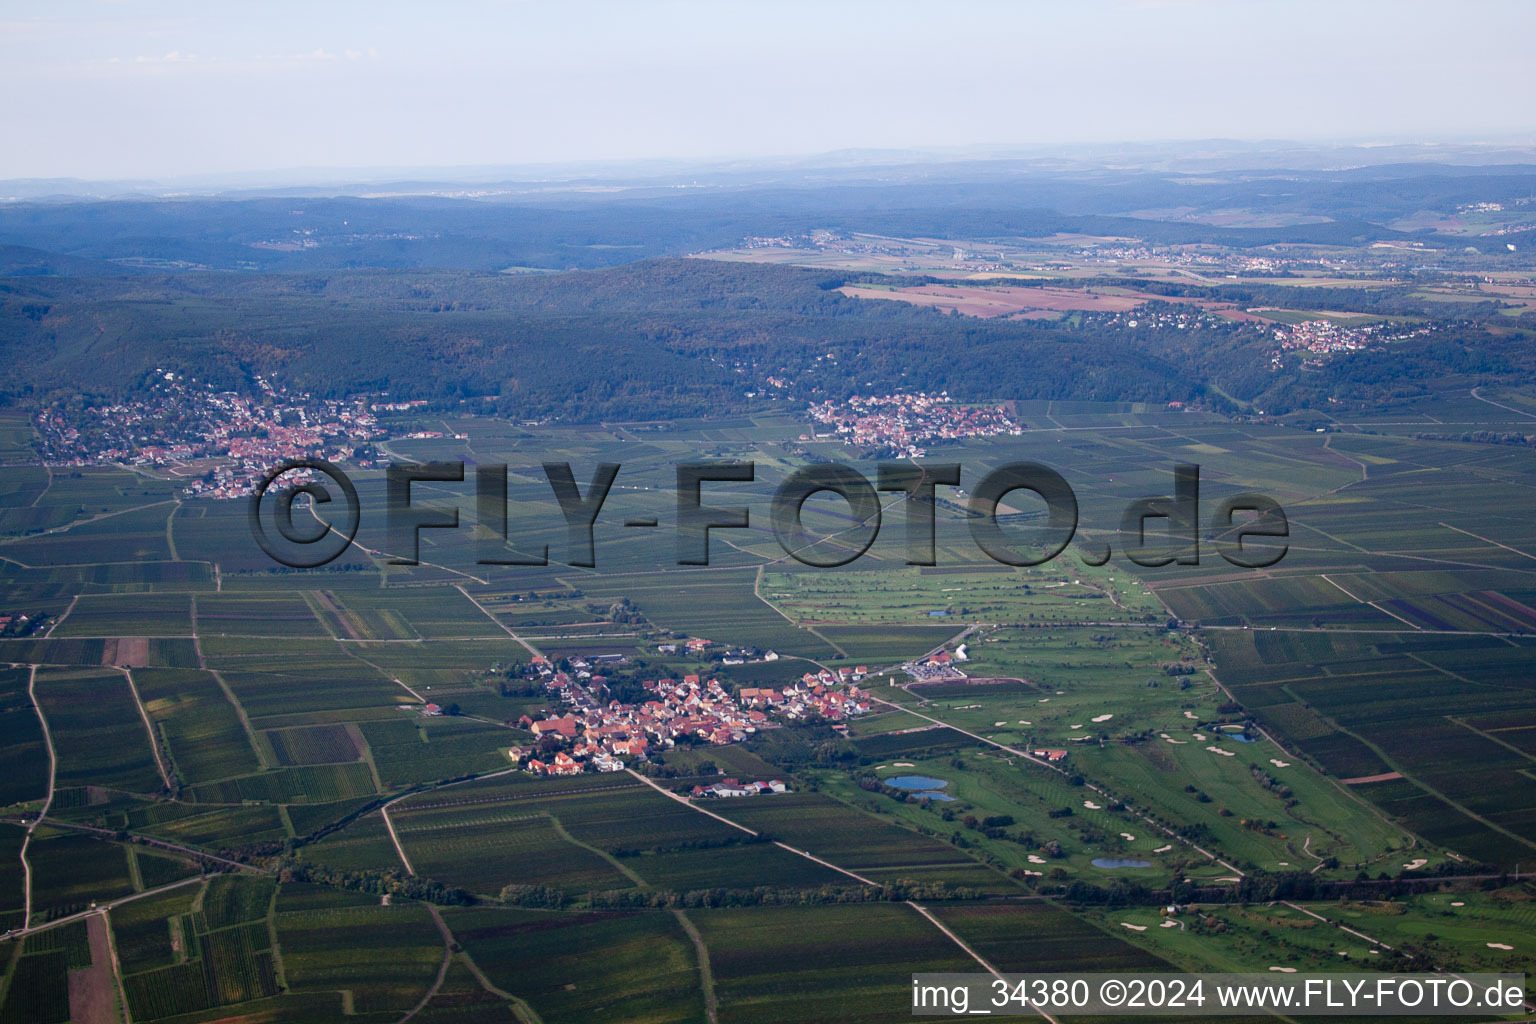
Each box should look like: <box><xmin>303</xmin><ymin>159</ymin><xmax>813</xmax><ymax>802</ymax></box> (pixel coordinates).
<box><xmin>506</xmin><ymin>659</ymin><xmax>873</xmax><ymax>787</ymax></box>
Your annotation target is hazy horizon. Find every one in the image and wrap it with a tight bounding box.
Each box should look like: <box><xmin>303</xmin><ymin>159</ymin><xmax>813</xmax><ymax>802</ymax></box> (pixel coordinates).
<box><xmin>6</xmin><ymin>0</ymin><xmax>1535</xmax><ymax>181</ymax></box>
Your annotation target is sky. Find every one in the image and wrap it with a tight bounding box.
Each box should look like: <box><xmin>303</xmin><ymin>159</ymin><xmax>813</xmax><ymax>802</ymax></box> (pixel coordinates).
<box><xmin>4</xmin><ymin>0</ymin><xmax>1535</xmax><ymax>182</ymax></box>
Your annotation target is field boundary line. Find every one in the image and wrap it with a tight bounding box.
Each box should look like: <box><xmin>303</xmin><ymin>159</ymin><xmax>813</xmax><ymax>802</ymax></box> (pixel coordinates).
<box><xmin>1296</xmin><ymin>706</ymin><xmax>1536</xmax><ymax>858</ymax></box>
<box><xmin>98</xmin><ymin>908</ymin><xmax>132</xmax><ymax>1024</ymax></box>
<box><xmin>1470</xmin><ymin>385</ymin><xmax>1536</xmax><ymax>420</ymax></box>
<box><xmin>454</xmin><ymin>584</ymin><xmax>546</xmax><ymax>659</ymax></box>
<box><xmin>380</xmin><ymin>802</ymin><xmax>416</xmax><ymax>875</ymax></box>
<box><xmin>21</xmin><ymin>664</ymin><xmax>55</xmax><ymax>931</ymax></box>
<box><xmin>337</xmin><ymin>645</ymin><xmax>428</xmax><ymax>703</ymax></box>
<box><xmin>625</xmin><ymin>770</ymin><xmax>759</xmax><ymax>835</ymax></box>
<box><xmin>44</xmin><ymin>595</ymin><xmax>77</xmax><ymax>637</ymax></box>
<box><xmin>420</xmin><ymin>909</ymin><xmax>543</xmax><ymax>1023</ymax></box>
<box><xmin>5</xmin><ymin>874</ymin><xmax>205</xmax><ymax>945</ymax></box>
<box><xmin>671</xmin><ymin>909</ymin><xmax>718</xmax><ymax>1024</ymax></box>
<box><xmin>399</xmin><ymin>904</ymin><xmax>455</xmax><ymax>1023</ymax></box>
<box><xmin>1439</xmin><ymin>522</ymin><xmax>1536</xmax><ymax>563</ymax></box>
<box><xmin>119</xmin><ymin>667</ymin><xmax>173</xmax><ymax>792</ymax></box>
<box><xmin>164</xmin><ymin>499</ymin><xmax>180</xmax><ymax>560</ymax></box>
<box><xmin>0</xmin><ymin>498</ymin><xmax>178</xmax><ymax>545</ymax></box>
<box><xmin>546</xmin><ymin>813</ymin><xmax>647</xmax><ymax>888</ymax></box>
<box><xmin>1321</xmin><ymin>573</ymin><xmax>1423</xmax><ymax>630</ymax></box>
<box><xmin>906</xmin><ymin>901</ymin><xmax>1061</xmax><ymax>1024</ymax></box>
<box><xmin>20</xmin><ymin>817</ymin><xmax>263</xmax><ymax>874</ymax></box>
<box><xmin>207</xmin><ymin>668</ymin><xmax>268</xmax><ymax>769</ymax></box>
<box><xmin>630</xmin><ymin>767</ymin><xmax>1059</xmax><ymax>1022</ymax></box>
<box><xmin>378</xmin><ymin>766</ymin><xmax>524</xmax><ymax>876</ymax></box>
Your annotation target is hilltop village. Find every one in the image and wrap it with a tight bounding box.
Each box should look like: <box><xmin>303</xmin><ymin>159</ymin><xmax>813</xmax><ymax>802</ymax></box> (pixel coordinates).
<box><xmin>1268</xmin><ymin>318</ymin><xmax>1434</xmax><ymax>368</ymax></box>
<box><xmin>503</xmin><ymin>656</ymin><xmax>873</xmax><ymax>784</ymax></box>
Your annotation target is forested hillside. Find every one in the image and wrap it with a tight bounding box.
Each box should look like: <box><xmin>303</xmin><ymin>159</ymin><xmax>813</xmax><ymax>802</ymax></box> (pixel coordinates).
<box><xmin>3</xmin><ymin>259</ymin><xmax>1531</xmax><ymax>423</ymax></box>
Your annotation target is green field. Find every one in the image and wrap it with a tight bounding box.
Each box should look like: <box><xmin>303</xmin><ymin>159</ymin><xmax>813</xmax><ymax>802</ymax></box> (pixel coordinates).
<box><xmin>4</xmin><ymin>403</ymin><xmax>1536</xmax><ymax>1018</ymax></box>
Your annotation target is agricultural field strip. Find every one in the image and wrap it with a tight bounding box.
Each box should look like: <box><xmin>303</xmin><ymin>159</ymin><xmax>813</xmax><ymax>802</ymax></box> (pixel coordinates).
<box><xmin>670</xmin><ymin>908</ymin><xmax>719</xmax><ymax>1024</ymax></box>
<box><xmin>43</xmin><ymin>595</ymin><xmax>76</xmax><ymax>637</ymax></box>
<box><xmin>452</xmin><ymin>583</ymin><xmax>544</xmax><ymax>658</ymax></box>
<box><xmin>382</xmin><ymin>767</ymin><xmax>527</xmax><ymax>876</ymax></box>
<box><xmin>19</xmin><ymin>664</ymin><xmax>54</xmax><ymax>931</ymax></box>
<box><xmin>0</xmin><ymin>498</ymin><xmax>180</xmax><ymax>545</ymax></box>
<box><xmin>1</xmin><ymin>874</ymin><xmax>205</xmax><ymax>945</ymax></box>
<box><xmin>1438</xmin><ymin>523</ymin><xmax>1536</xmax><ymax>564</ymax></box>
<box><xmin>101</xmin><ymin>908</ymin><xmax>133</xmax><ymax>1024</ymax></box>
<box><xmin>1321</xmin><ymin>574</ymin><xmax>1425</xmax><ymax>631</ymax></box>
<box><xmin>380</xmin><ymin>799</ymin><xmax>415</xmax><ymax>874</ymax></box>
<box><xmin>301</xmin><ymin>497</ymin><xmax>491</xmax><ymax>587</ymax></box>
<box><xmin>397</xmin><ymin>904</ymin><xmax>456</xmax><ymax>1023</ymax></box>
<box><xmin>120</xmin><ymin>667</ymin><xmax>174</xmax><ymax>790</ymax></box>
<box><xmin>1271</xmin><ymin>701</ymin><xmax>1536</xmax><ymax>857</ymax></box>
<box><xmin>20</xmin><ymin>817</ymin><xmax>266</xmax><ymax>874</ymax></box>
<box><xmin>626</xmin><ymin>768</ymin><xmax>1058</xmax><ymax>1021</ymax></box>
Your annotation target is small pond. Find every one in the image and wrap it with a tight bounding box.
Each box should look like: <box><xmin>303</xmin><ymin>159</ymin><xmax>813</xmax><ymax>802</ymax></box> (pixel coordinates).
<box><xmin>885</xmin><ymin>775</ymin><xmax>956</xmax><ymax>801</ymax></box>
<box><xmin>886</xmin><ymin>775</ymin><xmax>948</xmax><ymax>790</ymax></box>
<box><xmin>1091</xmin><ymin>857</ymin><xmax>1152</xmax><ymax>869</ymax></box>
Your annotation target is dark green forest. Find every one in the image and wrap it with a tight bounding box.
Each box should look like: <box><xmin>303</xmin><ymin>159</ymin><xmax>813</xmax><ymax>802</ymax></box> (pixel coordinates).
<box><xmin>2</xmin><ymin>258</ymin><xmax>1531</xmax><ymax>423</ymax></box>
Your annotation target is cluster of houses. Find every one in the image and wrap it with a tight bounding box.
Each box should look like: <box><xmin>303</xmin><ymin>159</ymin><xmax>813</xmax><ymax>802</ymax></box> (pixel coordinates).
<box><xmin>35</xmin><ymin>370</ymin><xmax>390</xmax><ymax>499</ymax></box>
<box><xmin>1269</xmin><ymin>319</ymin><xmax>1434</xmax><ymax>369</ymax></box>
<box><xmin>655</xmin><ymin>638</ymin><xmax>776</xmax><ymax>666</ymax></box>
<box><xmin>505</xmin><ymin>659</ymin><xmax>873</xmax><ymax>777</ymax></box>
<box><xmin>0</xmin><ymin>612</ymin><xmax>40</xmax><ymax>638</ymax></box>
<box><xmin>805</xmin><ymin>392</ymin><xmax>1021</xmax><ymax>457</ymax></box>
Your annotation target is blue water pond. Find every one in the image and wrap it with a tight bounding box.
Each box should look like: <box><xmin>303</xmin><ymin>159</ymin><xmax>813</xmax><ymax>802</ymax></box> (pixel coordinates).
<box><xmin>885</xmin><ymin>775</ymin><xmax>956</xmax><ymax>801</ymax></box>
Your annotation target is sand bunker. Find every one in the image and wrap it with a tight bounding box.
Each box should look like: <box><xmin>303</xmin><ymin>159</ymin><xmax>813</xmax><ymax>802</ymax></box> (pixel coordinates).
<box><xmin>1160</xmin><ymin>921</ymin><xmax>1178</xmax><ymax>928</ymax></box>
<box><xmin>1193</xmin><ymin>733</ymin><xmax>1207</xmax><ymax>740</ymax></box>
<box><xmin>1162</xmin><ymin>735</ymin><xmax>1186</xmax><ymax>744</ymax></box>
<box><xmin>1451</xmin><ymin>901</ymin><xmax>1465</xmax><ymax>907</ymax></box>
<box><xmin>1487</xmin><ymin>943</ymin><xmax>1514</xmax><ymax>951</ymax></box>
<box><xmin>1403</xmin><ymin>859</ymin><xmax>1427</xmax><ymax>870</ymax></box>
<box><xmin>1084</xmin><ymin>800</ymin><xmax>1102</xmax><ymax>810</ymax></box>
<box><xmin>1028</xmin><ymin>855</ymin><xmax>1047</xmax><ymax>864</ymax></box>
<box><xmin>1120</xmin><ymin>833</ymin><xmax>1136</xmax><ymax>841</ymax></box>
<box><xmin>1070</xmin><ymin>724</ymin><xmax>1083</xmax><ymax>729</ymax></box>
<box><xmin>1019</xmin><ymin>720</ymin><xmax>1031</xmax><ymax>725</ymax></box>
<box><xmin>1269</xmin><ymin>759</ymin><xmax>1290</xmax><ymax>768</ymax></box>
<box><xmin>1153</xmin><ymin>844</ymin><xmax>1172</xmax><ymax>853</ymax></box>
<box><xmin>1184</xmin><ymin>711</ymin><xmax>1199</xmax><ymax>719</ymax></box>
<box><xmin>994</xmin><ymin>721</ymin><xmax>1007</xmax><ymax>727</ymax></box>
<box><xmin>1206</xmin><ymin>745</ymin><xmax>1235</xmax><ymax>757</ymax></box>
<box><xmin>1120</xmin><ymin>923</ymin><xmax>1147</xmax><ymax>932</ymax></box>
<box><xmin>1269</xmin><ymin>966</ymin><xmax>1297</xmax><ymax>973</ymax></box>
<box><xmin>1092</xmin><ymin>714</ymin><xmax>1114</xmax><ymax>723</ymax></box>
<box><xmin>893</xmin><ymin>762</ymin><xmax>915</xmax><ymax>767</ymax></box>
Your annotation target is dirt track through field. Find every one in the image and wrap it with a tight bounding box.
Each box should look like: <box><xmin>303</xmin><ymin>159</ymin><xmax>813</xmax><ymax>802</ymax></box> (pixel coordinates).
<box><xmin>66</xmin><ymin>914</ymin><xmax>117</xmax><ymax>1024</ymax></box>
